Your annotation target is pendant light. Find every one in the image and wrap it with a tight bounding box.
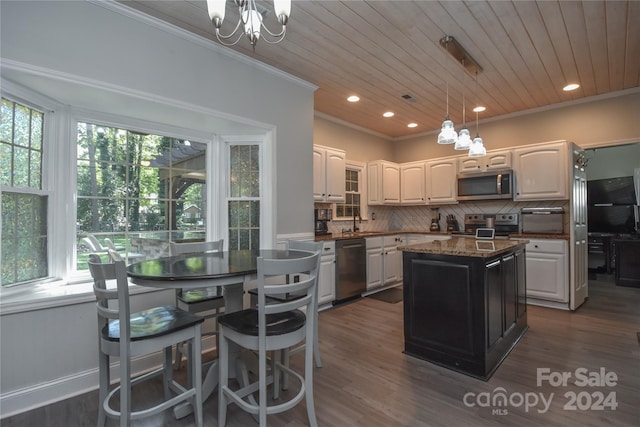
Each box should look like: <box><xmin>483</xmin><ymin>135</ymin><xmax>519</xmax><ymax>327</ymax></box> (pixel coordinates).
<box><xmin>437</xmin><ymin>37</ymin><xmax>458</xmax><ymax>145</ymax></box>
<box><xmin>455</xmin><ymin>92</ymin><xmax>471</xmax><ymax>150</ymax></box>
<box><xmin>468</xmin><ymin>71</ymin><xmax>486</xmax><ymax>157</ymax></box>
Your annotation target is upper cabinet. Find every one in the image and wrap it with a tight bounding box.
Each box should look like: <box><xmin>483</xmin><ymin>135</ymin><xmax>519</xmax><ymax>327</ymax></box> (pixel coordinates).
<box><xmin>513</xmin><ymin>141</ymin><xmax>568</xmax><ymax>200</ymax></box>
<box><xmin>314</xmin><ymin>145</ymin><xmax>346</xmax><ymax>203</ymax></box>
<box><xmin>368</xmin><ymin>160</ymin><xmax>400</xmax><ymax>205</ymax></box>
<box><xmin>458</xmin><ymin>149</ymin><xmax>512</xmax><ymax>174</ymax></box>
<box><xmin>400</xmin><ymin>161</ymin><xmax>427</xmax><ymax>205</ymax></box>
<box><xmin>425</xmin><ymin>158</ymin><xmax>458</xmax><ymax>204</ymax></box>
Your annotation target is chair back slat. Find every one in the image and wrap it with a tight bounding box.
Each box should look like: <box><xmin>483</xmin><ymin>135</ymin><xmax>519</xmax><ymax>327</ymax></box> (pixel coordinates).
<box><xmin>256</xmin><ymin>253</ymin><xmax>320</xmax><ymax>320</ymax></box>
<box><xmin>170</xmin><ymin>239</ymin><xmax>223</xmax><ymax>255</ymax></box>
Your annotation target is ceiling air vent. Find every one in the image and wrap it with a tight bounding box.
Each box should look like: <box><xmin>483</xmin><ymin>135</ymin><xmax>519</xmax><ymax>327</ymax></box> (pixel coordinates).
<box><xmin>401</xmin><ymin>94</ymin><xmax>417</xmax><ymax>103</ymax></box>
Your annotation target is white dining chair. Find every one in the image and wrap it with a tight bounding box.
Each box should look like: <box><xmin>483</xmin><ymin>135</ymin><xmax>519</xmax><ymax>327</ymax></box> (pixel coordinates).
<box><xmin>88</xmin><ymin>250</ymin><xmax>204</xmax><ymax>427</ymax></box>
<box><xmin>217</xmin><ymin>251</ymin><xmax>320</xmax><ymax>427</ymax></box>
<box><xmin>104</xmin><ymin>238</ymin><xmax>145</xmax><ymax>263</ymax></box>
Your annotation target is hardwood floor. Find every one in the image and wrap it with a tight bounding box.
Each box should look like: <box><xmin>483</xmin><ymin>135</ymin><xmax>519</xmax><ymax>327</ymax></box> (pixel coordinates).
<box><xmin>3</xmin><ymin>276</ymin><xmax>639</xmax><ymax>426</ymax></box>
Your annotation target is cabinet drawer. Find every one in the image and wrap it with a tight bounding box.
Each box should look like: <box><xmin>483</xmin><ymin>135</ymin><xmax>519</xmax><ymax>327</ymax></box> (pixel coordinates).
<box><xmin>321</xmin><ymin>241</ymin><xmax>335</xmax><ymax>255</ymax></box>
<box><xmin>526</xmin><ymin>239</ymin><xmax>566</xmax><ymax>254</ymax></box>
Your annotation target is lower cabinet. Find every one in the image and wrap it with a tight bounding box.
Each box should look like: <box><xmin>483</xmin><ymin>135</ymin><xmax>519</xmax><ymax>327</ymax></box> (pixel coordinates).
<box><xmin>366</xmin><ymin>235</ymin><xmax>402</xmax><ymax>291</ymax></box>
<box><xmin>525</xmin><ymin>239</ymin><xmax>568</xmax><ymax>303</ymax></box>
<box><xmin>318</xmin><ymin>241</ymin><xmax>336</xmax><ymax>305</ymax></box>
<box><xmin>402</xmin><ymin>248</ymin><xmax>527</xmax><ymax>379</ymax></box>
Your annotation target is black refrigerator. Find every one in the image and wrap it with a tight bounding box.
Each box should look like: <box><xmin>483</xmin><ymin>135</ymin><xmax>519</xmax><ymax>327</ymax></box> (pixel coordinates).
<box><xmin>587</xmin><ymin>176</ymin><xmax>639</xmax><ymax>234</ymax></box>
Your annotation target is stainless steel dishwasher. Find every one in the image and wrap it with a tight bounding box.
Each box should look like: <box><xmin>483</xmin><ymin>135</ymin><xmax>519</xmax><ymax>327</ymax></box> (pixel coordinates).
<box><xmin>335</xmin><ymin>238</ymin><xmax>367</xmax><ymax>302</ymax></box>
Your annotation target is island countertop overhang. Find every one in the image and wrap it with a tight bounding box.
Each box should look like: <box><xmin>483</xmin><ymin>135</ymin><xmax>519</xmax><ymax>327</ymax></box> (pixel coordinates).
<box><xmin>398</xmin><ymin>236</ymin><xmax>528</xmax><ymax>258</ymax></box>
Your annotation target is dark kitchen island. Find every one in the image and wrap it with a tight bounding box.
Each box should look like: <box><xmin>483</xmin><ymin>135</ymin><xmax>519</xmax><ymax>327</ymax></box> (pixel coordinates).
<box><xmin>399</xmin><ymin>237</ymin><xmax>528</xmax><ymax>380</ymax></box>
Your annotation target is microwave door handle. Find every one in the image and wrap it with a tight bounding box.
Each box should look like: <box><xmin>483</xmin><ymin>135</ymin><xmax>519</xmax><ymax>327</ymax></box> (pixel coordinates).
<box><xmin>496</xmin><ymin>173</ymin><xmax>502</xmax><ymax>194</ymax></box>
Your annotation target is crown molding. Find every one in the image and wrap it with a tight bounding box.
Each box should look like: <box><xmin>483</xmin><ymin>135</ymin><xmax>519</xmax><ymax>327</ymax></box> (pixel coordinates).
<box><xmin>88</xmin><ymin>0</ymin><xmax>317</xmax><ymax>92</ymax></box>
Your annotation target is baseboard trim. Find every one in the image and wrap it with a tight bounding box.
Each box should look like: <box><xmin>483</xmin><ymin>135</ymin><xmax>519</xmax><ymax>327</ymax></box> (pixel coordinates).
<box><xmin>0</xmin><ymin>337</ymin><xmax>216</xmax><ymax>419</ymax></box>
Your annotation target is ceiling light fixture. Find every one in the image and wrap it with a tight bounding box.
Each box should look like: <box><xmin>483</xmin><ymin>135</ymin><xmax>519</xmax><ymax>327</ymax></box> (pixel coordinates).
<box><xmin>455</xmin><ymin>92</ymin><xmax>471</xmax><ymax>150</ymax></box>
<box><xmin>473</xmin><ymin>106</ymin><xmax>486</xmax><ymax>113</ymax></box>
<box><xmin>408</xmin><ymin>123</ymin><xmax>418</xmax><ymax>128</ymax></box>
<box><xmin>347</xmin><ymin>95</ymin><xmax>360</xmax><ymax>103</ymax></box>
<box><xmin>437</xmin><ymin>36</ymin><xmax>458</xmax><ymax>145</ymax></box>
<box><xmin>469</xmin><ymin>71</ymin><xmax>487</xmax><ymax>157</ymax></box>
<box><xmin>383</xmin><ymin>111</ymin><xmax>395</xmax><ymax>118</ymax></box>
<box><xmin>563</xmin><ymin>83</ymin><xmax>580</xmax><ymax>91</ymax></box>
<box><xmin>207</xmin><ymin>0</ymin><xmax>290</xmax><ymax>49</ymax></box>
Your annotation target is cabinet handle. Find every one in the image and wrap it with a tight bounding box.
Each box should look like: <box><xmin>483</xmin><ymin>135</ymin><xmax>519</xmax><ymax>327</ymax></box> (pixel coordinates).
<box><xmin>503</xmin><ymin>254</ymin><xmax>514</xmax><ymax>262</ymax></box>
<box><xmin>486</xmin><ymin>260</ymin><xmax>501</xmax><ymax>268</ymax></box>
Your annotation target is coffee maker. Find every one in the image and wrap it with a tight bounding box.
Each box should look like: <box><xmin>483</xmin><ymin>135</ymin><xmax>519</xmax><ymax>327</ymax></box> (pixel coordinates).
<box><xmin>315</xmin><ymin>208</ymin><xmax>332</xmax><ymax>236</ymax></box>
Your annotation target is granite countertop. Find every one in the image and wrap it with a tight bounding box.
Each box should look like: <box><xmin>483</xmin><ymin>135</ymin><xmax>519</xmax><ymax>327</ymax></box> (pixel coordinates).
<box><xmin>398</xmin><ymin>236</ymin><xmax>529</xmax><ymax>258</ymax></box>
<box><xmin>316</xmin><ymin>230</ymin><xmax>565</xmax><ymax>242</ymax></box>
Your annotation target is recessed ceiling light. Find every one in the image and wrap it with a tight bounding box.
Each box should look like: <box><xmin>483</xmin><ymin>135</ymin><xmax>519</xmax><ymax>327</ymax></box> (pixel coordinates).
<box><xmin>563</xmin><ymin>83</ymin><xmax>580</xmax><ymax>91</ymax></box>
<box><xmin>347</xmin><ymin>95</ymin><xmax>360</xmax><ymax>103</ymax></box>
<box><xmin>383</xmin><ymin>111</ymin><xmax>394</xmax><ymax>118</ymax></box>
<box><xmin>407</xmin><ymin>123</ymin><xmax>418</xmax><ymax>128</ymax></box>
<box><xmin>473</xmin><ymin>106</ymin><xmax>486</xmax><ymax>113</ymax></box>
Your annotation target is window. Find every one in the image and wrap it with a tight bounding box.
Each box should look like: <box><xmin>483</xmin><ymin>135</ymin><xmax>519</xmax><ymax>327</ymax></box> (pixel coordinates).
<box><xmin>76</xmin><ymin>122</ymin><xmax>207</xmax><ymax>269</ymax></box>
<box><xmin>1</xmin><ymin>98</ymin><xmax>48</xmax><ymax>287</ymax></box>
<box><xmin>335</xmin><ymin>162</ymin><xmax>365</xmax><ymax>219</ymax></box>
<box><xmin>227</xmin><ymin>144</ymin><xmax>260</xmax><ymax>250</ymax></box>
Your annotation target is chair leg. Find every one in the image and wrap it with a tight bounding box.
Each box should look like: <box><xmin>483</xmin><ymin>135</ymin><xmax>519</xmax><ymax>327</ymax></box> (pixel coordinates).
<box><xmin>272</xmin><ymin>350</ymin><xmax>280</xmax><ymax>400</ymax></box>
<box><xmin>259</xmin><ymin>347</ymin><xmax>267</xmax><ymax>427</ymax></box>
<box><xmin>281</xmin><ymin>349</ymin><xmax>290</xmax><ymax>391</ymax></box>
<box><xmin>120</xmin><ymin>358</ymin><xmax>132</xmax><ymax>427</ymax></box>
<box><xmin>163</xmin><ymin>347</ymin><xmax>173</xmax><ymax>400</ymax></box>
<box><xmin>305</xmin><ymin>334</ymin><xmax>318</xmax><ymax>427</ymax></box>
<box><xmin>186</xmin><ymin>341</ymin><xmax>193</xmax><ymax>389</ymax></box>
<box><xmin>193</xmin><ymin>325</ymin><xmax>203</xmax><ymax>427</ymax></box>
<box><xmin>97</xmin><ymin>352</ymin><xmax>109</xmax><ymax>427</ymax></box>
<box><xmin>173</xmin><ymin>342</ymin><xmax>184</xmax><ymax>370</ymax></box>
<box><xmin>314</xmin><ymin>310</ymin><xmax>323</xmax><ymax>368</ymax></box>
<box><xmin>218</xmin><ymin>327</ymin><xmax>228</xmax><ymax>427</ymax></box>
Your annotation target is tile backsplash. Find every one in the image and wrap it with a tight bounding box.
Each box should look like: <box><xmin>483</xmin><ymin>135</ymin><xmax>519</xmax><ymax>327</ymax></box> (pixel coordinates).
<box><xmin>327</xmin><ymin>199</ymin><xmax>569</xmax><ymax>235</ymax></box>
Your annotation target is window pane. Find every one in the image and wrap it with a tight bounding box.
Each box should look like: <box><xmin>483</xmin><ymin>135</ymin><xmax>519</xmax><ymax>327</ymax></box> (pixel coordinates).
<box><xmin>0</xmin><ymin>99</ymin><xmax>14</xmax><ymax>142</ymax></box>
<box><xmin>13</xmin><ymin>104</ymin><xmax>30</xmax><ymax>147</ymax></box>
<box><xmin>76</xmin><ymin>122</ymin><xmax>206</xmax><ymax>269</ymax></box>
<box><xmin>1</xmin><ymin>98</ymin><xmax>47</xmax><ymax>286</ymax></box>
<box><xmin>0</xmin><ymin>143</ymin><xmax>11</xmax><ymax>186</ymax></box>
<box><xmin>1</xmin><ymin>193</ymin><xmax>48</xmax><ymax>286</ymax></box>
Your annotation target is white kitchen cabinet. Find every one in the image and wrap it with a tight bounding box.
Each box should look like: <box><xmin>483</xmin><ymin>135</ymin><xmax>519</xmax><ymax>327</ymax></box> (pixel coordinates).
<box><xmin>458</xmin><ymin>149</ymin><xmax>512</xmax><ymax>174</ymax></box>
<box><xmin>366</xmin><ymin>237</ymin><xmax>384</xmax><ymax>290</ymax></box>
<box><xmin>368</xmin><ymin>160</ymin><xmax>400</xmax><ymax>205</ymax></box>
<box><xmin>318</xmin><ymin>240</ymin><xmax>336</xmax><ymax>305</ymax></box>
<box><xmin>400</xmin><ymin>161</ymin><xmax>427</xmax><ymax>204</ymax></box>
<box><xmin>526</xmin><ymin>239</ymin><xmax>568</xmax><ymax>304</ymax></box>
<box><xmin>313</xmin><ymin>145</ymin><xmax>346</xmax><ymax>203</ymax></box>
<box><xmin>366</xmin><ymin>235</ymin><xmax>403</xmax><ymax>290</ymax></box>
<box><xmin>425</xmin><ymin>158</ymin><xmax>458</xmax><ymax>204</ymax></box>
<box><xmin>513</xmin><ymin>141</ymin><xmax>568</xmax><ymax>200</ymax></box>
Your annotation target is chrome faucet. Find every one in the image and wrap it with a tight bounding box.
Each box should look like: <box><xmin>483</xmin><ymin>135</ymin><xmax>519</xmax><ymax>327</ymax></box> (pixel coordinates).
<box><xmin>353</xmin><ymin>209</ymin><xmax>361</xmax><ymax>232</ymax></box>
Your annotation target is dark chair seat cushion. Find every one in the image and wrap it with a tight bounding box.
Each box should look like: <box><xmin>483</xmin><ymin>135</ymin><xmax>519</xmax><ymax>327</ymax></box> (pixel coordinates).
<box><xmin>218</xmin><ymin>309</ymin><xmax>305</xmax><ymax>336</ymax></box>
<box><xmin>178</xmin><ymin>288</ymin><xmax>223</xmax><ymax>304</ymax></box>
<box><xmin>103</xmin><ymin>305</ymin><xmax>204</xmax><ymax>342</ymax></box>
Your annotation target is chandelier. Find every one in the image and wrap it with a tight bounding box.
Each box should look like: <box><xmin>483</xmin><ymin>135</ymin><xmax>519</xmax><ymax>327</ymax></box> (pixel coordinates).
<box><xmin>207</xmin><ymin>0</ymin><xmax>291</xmax><ymax>48</ymax></box>
<box><xmin>439</xmin><ymin>36</ymin><xmax>485</xmax><ymax>157</ymax></box>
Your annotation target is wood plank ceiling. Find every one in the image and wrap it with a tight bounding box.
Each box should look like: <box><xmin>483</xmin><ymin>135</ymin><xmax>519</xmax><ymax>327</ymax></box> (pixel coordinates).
<box><xmin>121</xmin><ymin>1</ymin><xmax>640</xmax><ymax>139</ymax></box>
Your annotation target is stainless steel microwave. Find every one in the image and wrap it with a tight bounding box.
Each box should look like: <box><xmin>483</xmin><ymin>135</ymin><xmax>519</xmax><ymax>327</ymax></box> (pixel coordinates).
<box><xmin>457</xmin><ymin>169</ymin><xmax>514</xmax><ymax>201</ymax></box>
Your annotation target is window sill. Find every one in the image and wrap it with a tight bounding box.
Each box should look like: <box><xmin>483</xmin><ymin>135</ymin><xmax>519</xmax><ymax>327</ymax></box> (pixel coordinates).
<box><xmin>0</xmin><ymin>278</ymin><xmax>161</xmax><ymax>316</ymax></box>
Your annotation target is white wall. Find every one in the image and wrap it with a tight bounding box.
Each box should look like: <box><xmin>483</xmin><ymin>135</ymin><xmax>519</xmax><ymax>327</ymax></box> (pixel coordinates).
<box><xmin>585</xmin><ymin>143</ymin><xmax>640</xmax><ymax>181</ymax></box>
<box><xmin>0</xmin><ymin>0</ymin><xmax>315</xmax><ymax>417</ymax></box>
